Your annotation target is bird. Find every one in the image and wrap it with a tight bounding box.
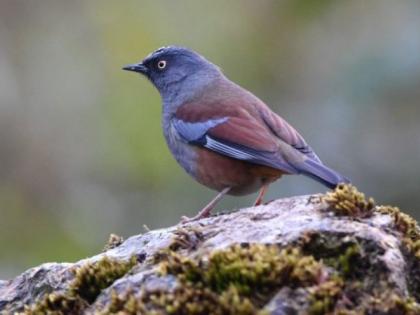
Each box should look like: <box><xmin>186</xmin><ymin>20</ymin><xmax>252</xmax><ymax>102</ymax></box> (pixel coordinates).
<box><xmin>123</xmin><ymin>46</ymin><xmax>350</xmax><ymax>222</ymax></box>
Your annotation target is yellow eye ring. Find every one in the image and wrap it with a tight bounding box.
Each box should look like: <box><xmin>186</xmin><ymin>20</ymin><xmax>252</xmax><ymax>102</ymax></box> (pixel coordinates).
<box><xmin>157</xmin><ymin>60</ymin><xmax>167</xmax><ymax>70</ymax></box>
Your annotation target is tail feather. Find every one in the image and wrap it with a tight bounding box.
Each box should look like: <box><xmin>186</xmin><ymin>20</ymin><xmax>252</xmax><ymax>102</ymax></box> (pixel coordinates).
<box><xmin>298</xmin><ymin>159</ymin><xmax>350</xmax><ymax>189</ymax></box>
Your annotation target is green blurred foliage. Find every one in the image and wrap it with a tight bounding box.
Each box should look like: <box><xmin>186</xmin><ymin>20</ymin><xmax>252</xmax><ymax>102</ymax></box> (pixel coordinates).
<box><xmin>0</xmin><ymin>0</ymin><xmax>419</xmax><ymax>278</ymax></box>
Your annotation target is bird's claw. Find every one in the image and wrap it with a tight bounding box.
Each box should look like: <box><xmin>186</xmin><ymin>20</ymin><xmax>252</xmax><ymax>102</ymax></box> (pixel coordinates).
<box><xmin>180</xmin><ymin>215</ymin><xmax>193</xmax><ymax>224</ymax></box>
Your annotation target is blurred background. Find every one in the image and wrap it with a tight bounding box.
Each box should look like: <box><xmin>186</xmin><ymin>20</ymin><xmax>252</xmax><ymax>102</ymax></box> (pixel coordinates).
<box><xmin>0</xmin><ymin>0</ymin><xmax>419</xmax><ymax>278</ymax></box>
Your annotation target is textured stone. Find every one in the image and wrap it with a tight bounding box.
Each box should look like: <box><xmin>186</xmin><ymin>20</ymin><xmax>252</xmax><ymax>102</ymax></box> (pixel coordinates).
<box><xmin>1</xmin><ymin>188</ymin><xmax>419</xmax><ymax>314</ymax></box>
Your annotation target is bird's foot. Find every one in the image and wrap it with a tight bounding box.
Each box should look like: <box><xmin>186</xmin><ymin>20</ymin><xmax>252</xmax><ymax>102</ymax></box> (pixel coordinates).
<box><xmin>180</xmin><ymin>215</ymin><xmax>192</xmax><ymax>224</ymax></box>
<box><xmin>263</xmin><ymin>199</ymin><xmax>274</xmax><ymax>205</ymax></box>
<box><xmin>180</xmin><ymin>187</ymin><xmax>231</xmax><ymax>224</ymax></box>
<box><xmin>254</xmin><ymin>199</ymin><xmax>274</xmax><ymax>207</ymax></box>
<box><xmin>179</xmin><ymin>211</ymin><xmax>210</xmax><ymax>224</ymax></box>
<box><xmin>179</xmin><ymin>202</ymin><xmax>216</xmax><ymax>224</ymax></box>
<box><xmin>253</xmin><ymin>184</ymin><xmax>269</xmax><ymax>206</ymax></box>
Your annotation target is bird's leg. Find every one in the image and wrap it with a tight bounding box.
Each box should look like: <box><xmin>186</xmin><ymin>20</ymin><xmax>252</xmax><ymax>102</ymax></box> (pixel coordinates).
<box><xmin>253</xmin><ymin>184</ymin><xmax>269</xmax><ymax>206</ymax></box>
<box><xmin>181</xmin><ymin>187</ymin><xmax>231</xmax><ymax>223</ymax></box>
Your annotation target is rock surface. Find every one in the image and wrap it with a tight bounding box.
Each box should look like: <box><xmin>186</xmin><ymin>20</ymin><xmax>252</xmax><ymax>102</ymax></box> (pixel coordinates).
<box><xmin>0</xmin><ymin>185</ymin><xmax>419</xmax><ymax>314</ymax></box>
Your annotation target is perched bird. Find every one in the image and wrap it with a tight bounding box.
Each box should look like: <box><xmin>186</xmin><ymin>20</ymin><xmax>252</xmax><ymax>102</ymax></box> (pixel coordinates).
<box><xmin>123</xmin><ymin>46</ymin><xmax>349</xmax><ymax>221</ymax></box>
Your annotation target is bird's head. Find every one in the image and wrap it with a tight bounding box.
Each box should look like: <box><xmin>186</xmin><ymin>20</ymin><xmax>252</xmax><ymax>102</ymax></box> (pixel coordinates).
<box><xmin>123</xmin><ymin>46</ymin><xmax>221</xmax><ymax>107</ymax></box>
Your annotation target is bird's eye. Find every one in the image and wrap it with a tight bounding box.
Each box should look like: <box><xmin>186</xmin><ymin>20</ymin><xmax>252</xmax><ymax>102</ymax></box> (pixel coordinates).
<box><xmin>157</xmin><ymin>60</ymin><xmax>167</xmax><ymax>70</ymax></box>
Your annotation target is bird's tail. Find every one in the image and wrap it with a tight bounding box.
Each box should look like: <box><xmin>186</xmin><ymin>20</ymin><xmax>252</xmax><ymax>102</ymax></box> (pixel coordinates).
<box><xmin>299</xmin><ymin>159</ymin><xmax>350</xmax><ymax>189</ymax></box>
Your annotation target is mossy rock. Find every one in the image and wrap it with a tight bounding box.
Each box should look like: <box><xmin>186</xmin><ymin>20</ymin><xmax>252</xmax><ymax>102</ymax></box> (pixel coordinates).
<box><xmin>1</xmin><ymin>185</ymin><xmax>419</xmax><ymax>314</ymax></box>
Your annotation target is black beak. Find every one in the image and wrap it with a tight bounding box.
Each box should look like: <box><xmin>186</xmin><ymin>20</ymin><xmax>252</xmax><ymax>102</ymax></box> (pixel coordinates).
<box><xmin>122</xmin><ymin>62</ymin><xmax>149</xmax><ymax>75</ymax></box>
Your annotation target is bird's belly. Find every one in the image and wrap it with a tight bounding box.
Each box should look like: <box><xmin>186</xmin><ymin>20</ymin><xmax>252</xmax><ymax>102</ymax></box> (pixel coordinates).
<box><xmin>195</xmin><ymin>147</ymin><xmax>284</xmax><ymax>196</ymax></box>
<box><xmin>163</xmin><ymin>121</ymin><xmax>283</xmax><ymax>195</ymax></box>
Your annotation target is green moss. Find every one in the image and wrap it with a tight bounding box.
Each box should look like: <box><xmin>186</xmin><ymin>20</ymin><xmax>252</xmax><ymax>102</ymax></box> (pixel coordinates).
<box><xmin>21</xmin><ymin>255</ymin><xmax>136</xmax><ymax>314</ymax></box>
<box><xmin>96</xmin><ymin>285</ymin><xmax>262</xmax><ymax>315</ymax></box>
<box><xmin>308</xmin><ymin>276</ymin><xmax>420</xmax><ymax>314</ymax></box>
<box><xmin>322</xmin><ymin>184</ymin><xmax>375</xmax><ymax>218</ymax></box>
<box><xmin>160</xmin><ymin>244</ymin><xmax>323</xmax><ymax>302</ymax></box>
<box><xmin>377</xmin><ymin>205</ymin><xmax>420</xmax><ymax>244</ymax></box>
<box><xmin>19</xmin><ymin>293</ymin><xmax>86</xmax><ymax>315</ymax></box>
<box><xmin>97</xmin><ymin>244</ymin><xmax>323</xmax><ymax>314</ymax></box>
<box><xmin>70</xmin><ymin>255</ymin><xmax>136</xmax><ymax>303</ymax></box>
<box><xmin>308</xmin><ymin>278</ymin><xmax>344</xmax><ymax>315</ymax></box>
<box><xmin>336</xmin><ymin>243</ymin><xmax>361</xmax><ymax>277</ymax></box>
<box><xmin>94</xmin><ymin>289</ymin><xmax>141</xmax><ymax>315</ymax></box>
<box><xmin>300</xmin><ymin>231</ymin><xmax>413</xmax><ymax>313</ymax></box>
<box><xmin>377</xmin><ymin>205</ymin><xmax>420</xmax><ymax>300</ymax></box>
<box><xmin>357</xmin><ymin>292</ymin><xmax>420</xmax><ymax>315</ymax></box>
<box><xmin>205</xmin><ymin>245</ymin><xmax>322</xmax><ymax>295</ymax></box>
<box><xmin>300</xmin><ymin>232</ymin><xmax>356</xmax><ymax>265</ymax></box>
<box><xmin>300</xmin><ymin>233</ymin><xmax>385</xmax><ymax>281</ymax></box>
<box><xmin>387</xmin><ymin>296</ymin><xmax>420</xmax><ymax>315</ymax></box>
<box><xmin>142</xmin><ymin>284</ymin><xmax>260</xmax><ymax>315</ymax></box>
<box><xmin>157</xmin><ymin>250</ymin><xmax>202</xmax><ymax>283</ymax></box>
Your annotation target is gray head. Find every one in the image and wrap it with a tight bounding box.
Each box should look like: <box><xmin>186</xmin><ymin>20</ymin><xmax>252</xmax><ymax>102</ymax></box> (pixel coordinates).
<box><xmin>123</xmin><ymin>46</ymin><xmax>222</xmax><ymax>106</ymax></box>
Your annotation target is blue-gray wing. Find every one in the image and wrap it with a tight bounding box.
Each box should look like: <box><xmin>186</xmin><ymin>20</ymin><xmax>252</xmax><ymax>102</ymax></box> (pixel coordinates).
<box><xmin>172</xmin><ymin>117</ymin><xmax>299</xmax><ymax>174</ymax></box>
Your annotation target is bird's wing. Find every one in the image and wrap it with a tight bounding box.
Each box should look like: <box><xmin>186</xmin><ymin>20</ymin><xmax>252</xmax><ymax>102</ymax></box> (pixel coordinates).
<box><xmin>174</xmin><ymin>102</ymin><xmax>301</xmax><ymax>174</ymax></box>
<box><xmin>256</xmin><ymin>102</ymin><xmax>322</xmax><ymax>163</ymax></box>
<box><xmin>253</xmin><ymin>102</ymin><xmax>350</xmax><ymax>187</ymax></box>
<box><xmin>173</xmin><ymin>98</ymin><xmax>349</xmax><ymax>188</ymax></box>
